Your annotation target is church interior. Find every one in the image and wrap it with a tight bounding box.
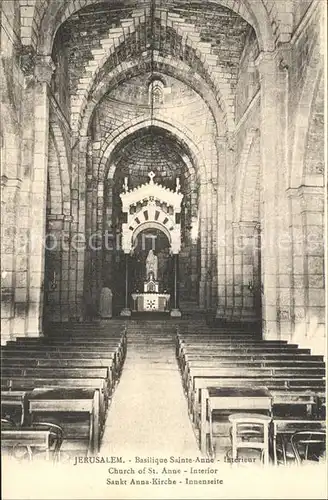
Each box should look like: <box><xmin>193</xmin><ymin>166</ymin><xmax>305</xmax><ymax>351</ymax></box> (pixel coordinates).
<box><xmin>1</xmin><ymin>0</ymin><xmax>327</xmax><ymax>474</ymax></box>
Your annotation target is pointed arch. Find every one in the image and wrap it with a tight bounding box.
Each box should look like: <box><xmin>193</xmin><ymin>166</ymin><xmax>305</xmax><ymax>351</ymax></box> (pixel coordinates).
<box><xmin>234</xmin><ymin>128</ymin><xmax>260</xmax><ymax>222</ymax></box>
<box><xmin>99</xmin><ymin>116</ymin><xmax>207</xmax><ymax>184</ymax></box>
<box><xmin>290</xmin><ymin>56</ymin><xmax>323</xmax><ymax>189</ymax></box>
<box><xmin>79</xmin><ymin>54</ymin><xmax>226</xmax><ymax>139</ymax></box>
<box><xmin>37</xmin><ymin>0</ymin><xmax>273</xmax><ymax>54</ymax></box>
<box><xmin>48</xmin><ymin>116</ymin><xmax>71</xmax><ymax>215</ymax></box>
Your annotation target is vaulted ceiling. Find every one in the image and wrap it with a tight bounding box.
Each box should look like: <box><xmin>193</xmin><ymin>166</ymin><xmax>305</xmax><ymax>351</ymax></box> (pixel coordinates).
<box><xmin>50</xmin><ymin>1</ymin><xmax>258</xmax><ymax>134</ymax></box>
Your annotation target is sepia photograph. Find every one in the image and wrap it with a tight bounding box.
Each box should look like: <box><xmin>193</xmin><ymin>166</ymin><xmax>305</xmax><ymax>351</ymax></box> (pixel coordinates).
<box><xmin>0</xmin><ymin>0</ymin><xmax>327</xmax><ymax>499</ymax></box>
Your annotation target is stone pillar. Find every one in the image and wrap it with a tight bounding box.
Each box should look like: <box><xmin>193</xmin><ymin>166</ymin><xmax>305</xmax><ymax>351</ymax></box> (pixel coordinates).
<box><xmin>61</xmin><ymin>214</ymin><xmax>73</xmax><ymax>321</ymax></box>
<box><xmin>45</xmin><ymin>215</ymin><xmax>64</xmax><ymax>323</ymax></box>
<box><xmin>69</xmin><ymin>136</ymin><xmax>89</xmax><ymax>321</ymax></box>
<box><xmin>256</xmin><ymin>51</ymin><xmax>281</xmax><ymax>339</ymax></box>
<box><xmin>170</xmin><ymin>253</ymin><xmax>182</xmax><ymax>317</ymax></box>
<box><xmin>231</xmin><ymin>221</ymin><xmax>260</xmax><ymax>323</ymax></box>
<box><xmin>1</xmin><ymin>177</ymin><xmax>22</xmax><ymax>343</ymax></box>
<box><xmin>44</xmin><ymin>213</ymin><xmax>73</xmax><ymax>324</ymax></box>
<box><xmin>216</xmin><ymin>136</ymin><xmax>226</xmax><ymax>319</ymax></box>
<box><xmin>198</xmin><ymin>182</ymin><xmax>207</xmax><ymax>308</ymax></box>
<box><xmin>288</xmin><ymin>186</ymin><xmax>325</xmax><ymax>352</ymax></box>
<box><xmin>27</xmin><ymin>55</ymin><xmax>55</xmax><ymax>335</ymax></box>
<box><xmin>300</xmin><ymin>187</ymin><xmax>325</xmax><ymax>349</ymax></box>
<box><xmin>216</xmin><ymin>135</ymin><xmax>234</xmax><ymax>321</ymax></box>
<box><xmin>120</xmin><ymin>253</ymin><xmax>131</xmax><ymax>317</ymax></box>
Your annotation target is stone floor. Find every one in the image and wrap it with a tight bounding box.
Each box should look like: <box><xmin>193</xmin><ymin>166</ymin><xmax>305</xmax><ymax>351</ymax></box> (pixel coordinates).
<box><xmin>100</xmin><ymin>320</ymin><xmax>199</xmax><ymax>456</ymax></box>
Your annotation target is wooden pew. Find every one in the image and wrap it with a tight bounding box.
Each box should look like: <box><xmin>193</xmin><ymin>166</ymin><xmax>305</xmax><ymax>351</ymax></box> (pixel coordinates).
<box><xmin>2</xmin><ymin>429</ymin><xmax>59</xmax><ymax>461</ymax></box>
<box><xmin>11</xmin><ymin>331</ymin><xmax>126</xmax><ymax>343</ymax></box>
<box><xmin>177</xmin><ymin>330</ymin><xmax>326</xmax><ymax>458</ymax></box>
<box><xmin>1</xmin><ymin>357</ymin><xmax>117</xmax><ymax>391</ymax></box>
<box><xmin>27</xmin><ymin>388</ymin><xmax>101</xmax><ymax>454</ymax></box>
<box><xmin>179</xmin><ymin>353</ymin><xmax>323</xmax><ymax>374</ymax></box>
<box><xmin>190</xmin><ymin>376</ymin><xmax>326</xmax><ymax>420</ymax></box>
<box><xmin>1</xmin><ymin>391</ymin><xmax>28</xmax><ymax>426</ymax></box>
<box><xmin>199</xmin><ymin>385</ymin><xmax>326</xmax><ymax>455</ymax></box>
<box><xmin>183</xmin><ymin>363</ymin><xmax>325</xmax><ymax>395</ymax></box>
<box><xmin>6</xmin><ymin>328</ymin><xmax>127</xmax><ymax>349</ymax></box>
<box><xmin>1</xmin><ymin>358</ymin><xmax>114</xmax><ymax>368</ymax></box>
<box><xmin>4</xmin><ymin>340</ymin><xmax>125</xmax><ymax>375</ymax></box>
<box><xmin>1</xmin><ymin>367</ymin><xmax>110</xmax><ymax>389</ymax></box>
<box><xmin>177</xmin><ymin>344</ymin><xmax>311</xmax><ymax>364</ymax></box>
<box><xmin>177</xmin><ymin>336</ymin><xmax>288</xmax><ymax>344</ymax></box>
<box><xmin>2</xmin><ymin>348</ymin><xmax>122</xmax><ymax>383</ymax></box>
<box><xmin>203</xmin><ymin>386</ymin><xmax>273</xmax><ymax>455</ymax></box>
<box><xmin>1</xmin><ymin>377</ymin><xmax>108</xmax><ymax>427</ymax></box>
<box><xmin>177</xmin><ymin>342</ymin><xmax>311</xmax><ymax>361</ymax></box>
<box><xmin>178</xmin><ymin>352</ymin><xmax>323</xmax><ymax>372</ymax></box>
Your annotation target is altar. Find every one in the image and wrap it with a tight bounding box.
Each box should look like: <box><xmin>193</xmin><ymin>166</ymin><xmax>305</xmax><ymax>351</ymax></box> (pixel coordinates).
<box><xmin>131</xmin><ymin>292</ymin><xmax>170</xmax><ymax>312</ymax></box>
<box><xmin>131</xmin><ymin>272</ymin><xmax>170</xmax><ymax>313</ymax></box>
<box><xmin>119</xmin><ymin>171</ymin><xmax>182</xmax><ymax>318</ymax></box>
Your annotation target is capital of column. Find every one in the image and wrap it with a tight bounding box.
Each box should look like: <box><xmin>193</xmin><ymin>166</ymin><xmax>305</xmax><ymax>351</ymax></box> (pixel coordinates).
<box><xmin>1</xmin><ymin>176</ymin><xmax>22</xmax><ymax>190</ymax></box>
<box><xmin>286</xmin><ymin>187</ymin><xmax>300</xmax><ymax>200</ymax></box>
<box><xmin>287</xmin><ymin>185</ymin><xmax>324</xmax><ymax>206</ymax></box>
<box><xmin>47</xmin><ymin>213</ymin><xmax>74</xmax><ymax>223</ymax></box>
<box><xmin>217</xmin><ymin>131</ymin><xmax>235</xmax><ymax>152</ymax></box>
<box><xmin>34</xmin><ymin>55</ymin><xmax>56</xmax><ymax>85</ymax></box>
<box><xmin>255</xmin><ymin>50</ymin><xmax>277</xmax><ymax>73</ymax></box>
<box><xmin>298</xmin><ymin>186</ymin><xmax>324</xmax><ymax>214</ymax></box>
<box><xmin>64</xmin><ymin>214</ymin><xmax>74</xmax><ymax>223</ymax></box>
<box><xmin>78</xmin><ymin>135</ymin><xmax>92</xmax><ymax>152</ymax></box>
<box><xmin>19</xmin><ymin>45</ymin><xmax>36</xmax><ymax>77</ymax></box>
<box><xmin>255</xmin><ymin>45</ymin><xmax>291</xmax><ymax>77</ymax></box>
<box><xmin>233</xmin><ymin>221</ymin><xmax>260</xmax><ymax>237</ymax></box>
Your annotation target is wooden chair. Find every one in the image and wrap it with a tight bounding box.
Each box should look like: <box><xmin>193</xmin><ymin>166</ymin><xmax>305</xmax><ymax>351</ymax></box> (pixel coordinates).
<box><xmin>290</xmin><ymin>430</ymin><xmax>326</xmax><ymax>465</ymax></box>
<box><xmin>228</xmin><ymin>413</ymin><xmax>272</xmax><ymax>465</ymax></box>
<box><xmin>1</xmin><ymin>419</ymin><xmax>63</xmax><ymax>462</ymax></box>
<box><xmin>29</xmin><ymin>421</ymin><xmax>64</xmax><ymax>461</ymax></box>
<box><xmin>272</xmin><ymin>418</ymin><xmax>326</xmax><ymax>465</ymax></box>
<box><xmin>1</xmin><ymin>391</ymin><xmax>28</xmax><ymax>426</ymax></box>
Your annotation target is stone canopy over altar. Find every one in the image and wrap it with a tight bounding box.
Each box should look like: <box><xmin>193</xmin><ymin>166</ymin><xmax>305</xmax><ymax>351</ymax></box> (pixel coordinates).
<box><xmin>119</xmin><ymin>172</ymin><xmax>183</xmax><ymax>317</ymax></box>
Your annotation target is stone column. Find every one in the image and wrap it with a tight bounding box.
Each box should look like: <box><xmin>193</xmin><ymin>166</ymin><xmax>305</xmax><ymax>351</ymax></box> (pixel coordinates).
<box><xmin>120</xmin><ymin>253</ymin><xmax>131</xmax><ymax>317</ymax></box>
<box><xmin>300</xmin><ymin>187</ymin><xmax>325</xmax><ymax>349</ymax></box>
<box><xmin>1</xmin><ymin>177</ymin><xmax>22</xmax><ymax>343</ymax></box>
<box><xmin>170</xmin><ymin>253</ymin><xmax>182</xmax><ymax>317</ymax></box>
<box><xmin>231</xmin><ymin>221</ymin><xmax>260</xmax><ymax>323</ymax></box>
<box><xmin>215</xmin><ymin>136</ymin><xmax>227</xmax><ymax>319</ymax></box>
<box><xmin>69</xmin><ymin>136</ymin><xmax>89</xmax><ymax>321</ymax></box>
<box><xmin>288</xmin><ymin>186</ymin><xmax>325</xmax><ymax>352</ymax></box>
<box><xmin>61</xmin><ymin>214</ymin><xmax>73</xmax><ymax>321</ymax></box>
<box><xmin>216</xmin><ymin>135</ymin><xmax>234</xmax><ymax>321</ymax></box>
<box><xmin>198</xmin><ymin>181</ymin><xmax>207</xmax><ymax>308</ymax></box>
<box><xmin>44</xmin><ymin>213</ymin><xmax>73</xmax><ymax>324</ymax></box>
<box><xmin>256</xmin><ymin>51</ymin><xmax>281</xmax><ymax>339</ymax></box>
<box><xmin>45</xmin><ymin>214</ymin><xmax>64</xmax><ymax>323</ymax></box>
<box><xmin>27</xmin><ymin>55</ymin><xmax>55</xmax><ymax>335</ymax></box>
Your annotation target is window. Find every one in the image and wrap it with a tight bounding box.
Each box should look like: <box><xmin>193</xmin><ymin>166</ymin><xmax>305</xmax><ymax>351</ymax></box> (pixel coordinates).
<box><xmin>148</xmin><ymin>79</ymin><xmax>165</xmax><ymax>106</ymax></box>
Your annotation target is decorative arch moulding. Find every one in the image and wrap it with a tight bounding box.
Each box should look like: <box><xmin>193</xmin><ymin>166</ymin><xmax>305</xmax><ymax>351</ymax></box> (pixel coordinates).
<box><xmin>120</xmin><ymin>172</ymin><xmax>183</xmax><ymax>213</ymax></box>
<box><xmin>120</xmin><ymin>172</ymin><xmax>183</xmax><ymax>255</ymax></box>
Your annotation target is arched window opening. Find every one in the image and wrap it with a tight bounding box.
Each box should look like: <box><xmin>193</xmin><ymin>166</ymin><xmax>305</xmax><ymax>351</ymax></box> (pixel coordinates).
<box><xmin>148</xmin><ymin>79</ymin><xmax>165</xmax><ymax>106</ymax></box>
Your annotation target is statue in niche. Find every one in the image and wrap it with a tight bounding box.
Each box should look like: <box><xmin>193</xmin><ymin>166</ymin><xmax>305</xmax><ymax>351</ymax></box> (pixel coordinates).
<box><xmin>146</xmin><ymin>249</ymin><xmax>158</xmax><ymax>280</ymax></box>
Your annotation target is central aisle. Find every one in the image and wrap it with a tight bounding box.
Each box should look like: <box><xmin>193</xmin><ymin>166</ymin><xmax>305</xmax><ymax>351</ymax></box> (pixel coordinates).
<box><xmin>100</xmin><ymin>320</ymin><xmax>199</xmax><ymax>456</ymax></box>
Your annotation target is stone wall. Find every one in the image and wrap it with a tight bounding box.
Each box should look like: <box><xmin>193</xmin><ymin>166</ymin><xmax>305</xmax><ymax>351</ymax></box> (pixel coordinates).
<box><xmin>1</xmin><ymin>1</ymin><xmax>27</xmax><ymax>343</ymax></box>
<box><xmin>228</xmin><ymin>0</ymin><xmax>325</xmax><ymax>354</ymax></box>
